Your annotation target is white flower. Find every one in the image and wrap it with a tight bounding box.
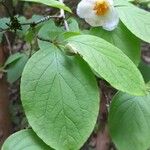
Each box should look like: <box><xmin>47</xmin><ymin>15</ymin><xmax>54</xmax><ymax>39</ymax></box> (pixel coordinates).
<box><xmin>77</xmin><ymin>0</ymin><xmax>119</xmax><ymax>31</ymax></box>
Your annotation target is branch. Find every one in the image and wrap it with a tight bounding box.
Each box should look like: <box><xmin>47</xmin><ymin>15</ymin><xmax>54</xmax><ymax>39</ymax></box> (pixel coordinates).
<box><xmin>0</xmin><ymin>28</ymin><xmax>9</xmax><ymax>33</ymax></box>
<box><xmin>21</xmin><ymin>2</ymin><xmax>70</xmax><ymax>30</ymax></box>
<box><xmin>0</xmin><ymin>0</ymin><xmax>70</xmax><ymax>32</ymax></box>
<box><xmin>59</xmin><ymin>0</ymin><xmax>69</xmax><ymax>31</ymax></box>
<box><xmin>4</xmin><ymin>33</ymin><xmax>12</xmax><ymax>54</ymax></box>
<box><xmin>21</xmin><ymin>15</ymin><xmax>61</xmax><ymax>27</ymax></box>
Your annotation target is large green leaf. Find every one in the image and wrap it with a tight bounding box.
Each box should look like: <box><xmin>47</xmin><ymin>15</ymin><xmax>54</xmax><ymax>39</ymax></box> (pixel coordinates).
<box><xmin>115</xmin><ymin>0</ymin><xmax>150</xmax><ymax>43</ymax></box>
<box><xmin>2</xmin><ymin>129</ymin><xmax>51</xmax><ymax>150</ymax></box>
<box><xmin>21</xmin><ymin>46</ymin><xmax>99</xmax><ymax>150</ymax></box>
<box><xmin>22</xmin><ymin>0</ymin><xmax>71</xmax><ymax>12</ymax></box>
<box><xmin>90</xmin><ymin>22</ymin><xmax>140</xmax><ymax>66</ymax></box>
<box><xmin>108</xmin><ymin>92</ymin><xmax>150</xmax><ymax>150</ymax></box>
<box><xmin>66</xmin><ymin>35</ymin><xmax>146</xmax><ymax>96</ymax></box>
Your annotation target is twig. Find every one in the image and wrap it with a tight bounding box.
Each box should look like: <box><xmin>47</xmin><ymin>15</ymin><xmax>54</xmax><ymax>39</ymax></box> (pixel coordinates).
<box><xmin>29</xmin><ymin>42</ymin><xmax>33</xmax><ymax>58</ymax></box>
<box><xmin>21</xmin><ymin>15</ymin><xmax>61</xmax><ymax>27</ymax></box>
<box><xmin>21</xmin><ymin>3</ymin><xmax>70</xmax><ymax>29</ymax></box>
<box><xmin>0</xmin><ymin>28</ymin><xmax>9</xmax><ymax>33</ymax></box>
<box><xmin>0</xmin><ymin>1</ymin><xmax>69</xmax><ymax>32</ymax></box>
<box><xmin>59</xmin><ymin>0</ymin><xmax>69</xmax><ymax>31</ymax></box>
<box><xmin>4</xmin><ymin>33</ymin><xmax>12</xmax><ymax>54</ymax></box>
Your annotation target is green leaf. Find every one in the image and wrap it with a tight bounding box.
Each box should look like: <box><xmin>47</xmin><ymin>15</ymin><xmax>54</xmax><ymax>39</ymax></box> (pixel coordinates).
<box><xmin>108</xmin><ymin>92</ymin><xmax>150</xmax><ymax>150</ymax></box>
<box><xmin>2</xmin><ymin>129</ymin><xmax>52</xmax><ymax>150</ymax></box>
<box><xmin>4</xmin><ymin>53</ymin><xmax>23</xmax><ymax>67</ymax></box>
<box><xmin>22</xmin><ymin>0</ymin><xmax>71</xmax><ymax>12</ymax></box>
<box><xmin>66</xmin><ymin>35</ymin><xmax>146</xmax><ymax>96</ymax></box>
<box><xmin>62</xmin><ymin>32</ymin><xmax>81</xmax><ymax>40</ymax></box>
<box><xmin>0</xmin><ymin>18</ymin><xmax>10</xmax><ymax>42</ymax></box>
<box><xmin>25</xmin><ymin>25</ymin><xmax>42</xmax><ymax>42</ymax></box>
<box><xmin>90</xmin><ymin>22</ymin><xmax>140</xmax><ymax>66</ymax></box>
<box><xmin>68</xmin><ymin>18</ymin><xmax>80</xmax><ymax>32</ymax></box>
<box><xmin>38</xmin><ymin>20</ymin><xmax>64</xmax><ymax>43</ymax></box>
<box><xmin>61</xmin><ymin>18</ymin><xmax>81</xmax><ymax>39</ymax></box>
<box><xmin>147</xmin><ymin>81</ymin><xmax>150</xmax><ymax>91</ymax></box>
<box><xmin>6</xmin><ymin>53</ymin><xmax>28</xmax><ymax>83</ymax></box>
<box><xmin>27</xmin><ymin>15</ymin><xmax>44</xmax><ymax>23</ymax></box>
<box><xmin>17</xmin><ymin>15</ymin><xmax>43</xmax><ymax>39</ymax></box>
<box><xmin>0</xmin><ymin>18</ymin><xmax>10</xmax><ymax>30</ymax></box>
<box><xmin>138</xmin><ymin>0</ymin><xmax>150</xmax><ymax>2</ymax></box>
<box><xmin>139</xmin><ymin>61</ymin><xmax>150</xmax><ymax>83</ymax></box>
<box><xmin>38</xmin><ymin>20</ymin><xmax>65</xmax><ymax>50</ymax></box>
<box><xmin>115</xmin><ymin>0</ymin><xmax>150</xmax><ymax>43</ymax></box>
<box><xmin>21</xmin><ymin>46</ymin><xmax>99</xmax><ymax>150</ymax></box>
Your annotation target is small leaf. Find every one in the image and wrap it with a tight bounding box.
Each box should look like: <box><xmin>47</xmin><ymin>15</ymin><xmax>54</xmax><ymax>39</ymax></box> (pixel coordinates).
<box><xmin>6</xmin><ymin>53</ymin><xmax>28</xmax><ymax>83</ymax></box>
<box><xmin>68</xmin><ymin>18</ymin><xmax>80</xmax><ymax>32</ymax></box>
<box><xmin>90</xmin><ymin>22</ymin><xmax>140</xmax><ymax>66</ymax></box>
<box><xmin>2</xmin><ymin>129</ymin><xmax>52</xmax><ymax>150</ymax></box>
<box><xmin>21</xmin><ymin>46</ymin><xmax>99</xmax><ymax>150</ymax></box>
<box><xmin>38</xmin><ymin>20</ymin><xmax>64</xmax><ymax>40</ymax></box>
<box><xmin>25</xmin><ymin>25</ymin><xmax>42</xmax><ymax>42</ymax></box>
<box><xmin>0</xmin><ymin>18</ymin><xmax>10</xmax><ymax>42</ymax></box>
<box><xmin>38</xmin><ymin>20</ymin><xmax>65</xmax><ymax>50</ymax></box>
<box><xmin>115</xmin><ymin>0</ymin><xmax>150</xmax><ymax>43</ymax></box>
<box><xmin>22</xmin><ymin>0</ymin><xmax>71</xmax><ymax>12</ymax></box>
<box><xmin>4</xmin><ymin>53</ymin><xmax>23</xmax><ymax>67</ymax></box>
<box><xmin>108</xmin><ymin>92</ymin><xmax>150</xmax><ymax>150</ymax></box>
<box><xmin>0</xmin><ymin>18</ymin><xmax>10</xmax><ymax>30</ymax></box>
<box><xmin>17</xmin><ymin>15</ymin><xmax>43</xmax><ymax>39</ymax></box>
<box><xmin>27</xmin><ymin>15</ymin><xmax>44</xmax><ymax>23</ymax></box>
<box><xmin>66</xmin><ymin>35</ymin><xmax>147</xmax><ymax>96</ymax></box>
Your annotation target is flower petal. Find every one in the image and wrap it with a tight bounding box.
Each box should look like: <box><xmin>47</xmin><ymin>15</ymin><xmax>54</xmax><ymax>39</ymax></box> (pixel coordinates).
<box><xmin>85</xmin><ymin>16</ymin><xmax>103</xmax><ymax>27</ymax></box>
<box><xmin>77</xmin><ymin>0</ymin><xmax>96</xmax><ymax>18</ymax></box>
<box><xmin>102</xmin><ymin>7</ymin><xmax>119</xmax><ymax>31</ymax></box>
<box><xmin>107</xmin><ymin>0</ymin><xmax>114</xmax><ymax>5</ymax></box>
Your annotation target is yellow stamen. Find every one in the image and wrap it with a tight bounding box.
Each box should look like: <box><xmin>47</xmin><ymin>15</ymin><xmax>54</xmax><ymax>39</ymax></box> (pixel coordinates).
<box><xmin>93</xmin><ymin>0</ymin><xmax>109</xmax><ymax>16</ymax></box>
